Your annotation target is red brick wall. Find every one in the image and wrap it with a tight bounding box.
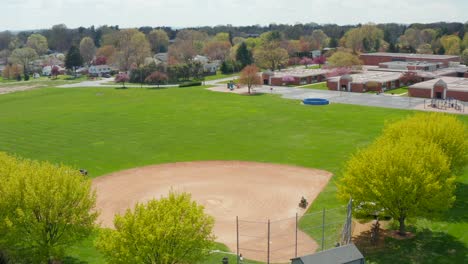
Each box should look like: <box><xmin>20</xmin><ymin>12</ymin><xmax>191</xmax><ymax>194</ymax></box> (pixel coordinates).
<box><xmin>395</xmin><ymin>80</ymin><xmax>400</xmax><ymax>87</ymax></box>
<box><xmin>360</xmin><ymin>55</ymin><xmax>393</xmax><ymax>66</ymax></box>
<box><xmin>270</xmin><ymin>75</ymin><xmax>326</xmax><ymax>86</ymax></box>
<box><xmin>351</xmin><ymin>83</ymin><xmax>364</xmax><ymax>93</ymax></box>
<box><xmin>270</xmin><ymin>77</ymin><xmax>282</xmax><ymax>86</ymax></box>
<box><xmin>327</xmin><ymin>81</ymin><xmax>338</xmax><ymax>90</ymax></box>
<box><xmin>447</xmin><ymin>91</ymin><xmax>468</xmax><ymax>102</ymax></box>
<box><xmin>409</xmin><ymin>88</ymin><xmax>431</xmax><ymax>98</ymax></box>
<box><xmin>365</xmin><ymin>83</ymin><xmax>382</xmax><ymax>92</ymax></box>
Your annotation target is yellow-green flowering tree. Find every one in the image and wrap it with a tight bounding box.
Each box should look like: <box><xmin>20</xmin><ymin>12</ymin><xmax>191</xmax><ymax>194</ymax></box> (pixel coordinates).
<box><xmin>0</xmin><ymin>152</ymin><xmax>97</xmax><ymax>263</ymax></box>
<box><xmin>381</xmin><ymin>113</ymin><xmax>467</xmax><ymax>174</ymax></box>
<box><xmin>96</xmin><ymin>192</ymin><xmax>215</xmax><ymax>264</ymax></box>
<box><xmin>338</xmin><ymin>136</ymin><xmax>456</xmax><ymax>235</ymax></box>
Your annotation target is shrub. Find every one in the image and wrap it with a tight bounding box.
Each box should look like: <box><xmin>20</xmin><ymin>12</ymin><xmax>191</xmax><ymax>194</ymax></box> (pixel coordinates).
<box><xmin>96</xmin><ymin>192</ymin><xmax>215</xmax><ymax>264</ymax></box>
<box><xmin>179</xmin><ymin>81</ymin><xmax>202</xmax><ymax>87</ymax></box>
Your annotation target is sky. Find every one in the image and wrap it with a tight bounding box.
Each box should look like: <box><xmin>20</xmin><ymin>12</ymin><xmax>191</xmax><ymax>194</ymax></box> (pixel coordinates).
<box><xmin>1</xmin><ymin>0</ymin><xmax>467</xmax><ymax>31</ymax></box>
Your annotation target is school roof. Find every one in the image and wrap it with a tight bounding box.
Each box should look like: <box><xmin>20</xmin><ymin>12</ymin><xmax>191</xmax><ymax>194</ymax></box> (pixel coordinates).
<box><xmin>291</xmin><ymin>244</ymin><xmax>364</xmax><ymax>264</ymax></box>
<box><xmin>328</xmin><ymin>71</ymin><xmax>402</xmax><ymax>84</ymax></box>
<box><xmin>409</xmin><ymin>77</ymin><xmax>468</xmax><ymax>92</ymax></box>
<box><xmin>268</xmin><ymin>68</ymin><xmax>329</xmax><ymax>78</ymax></box>
<box><xmin>361</xmin><ymin>52</ymin><xmax>460</xmax><ymax>60</ymax></box>
<box><xmin>379</xmin><ymin>61</ymin><xmax>440</xmax><ymax>67</ymax></box>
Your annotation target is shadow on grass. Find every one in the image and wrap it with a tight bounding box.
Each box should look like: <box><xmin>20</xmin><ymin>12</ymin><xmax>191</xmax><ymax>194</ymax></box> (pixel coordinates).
<box><xmin>62</xmin><ymin>256</ymin><xmax>88</xmax><ymax>264</ymax></box>
<box><xmin>355</xmin><ymin>228</ymin><xmax>468</xmax><ymax>264</ymax></box>
<box><xmin>242</xmin><ymin>92</ymin><xmax>267</xmax><ymax>97</ymax></box>
<box><xmin>146</xmin><ymin>86</ymin><xmax>169</xmax><ymax>90</ymax></box>
<box><xmin>435</xmin><ymin>182</ymin><xmax>468</xmax><ymax>223</ymax></box>
<box><xmin>114</xmin><ymin>87</ymin><xmax>128</xmax><ymax>90</ymax></box>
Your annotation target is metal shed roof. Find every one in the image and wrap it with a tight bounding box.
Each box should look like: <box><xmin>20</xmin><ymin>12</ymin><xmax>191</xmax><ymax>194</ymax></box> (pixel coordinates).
<box><xmin>291</xmin><ymin>244</ymin><xmax>364</xmax><ymax>264</ymax></box>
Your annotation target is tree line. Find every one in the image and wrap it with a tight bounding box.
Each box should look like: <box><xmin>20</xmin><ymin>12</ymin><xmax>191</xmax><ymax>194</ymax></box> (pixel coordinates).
<box><xmin>1</xmin><ymin>22</ymin><xmax>468</xmax><ymax>82</ymax></box>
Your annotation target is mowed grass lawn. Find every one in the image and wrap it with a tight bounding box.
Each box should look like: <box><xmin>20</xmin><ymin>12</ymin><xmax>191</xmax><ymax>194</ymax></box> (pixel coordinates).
<box><xmin>0</xmin><ymin>86</ymin><xmax>466</xmax><ymax>263</ymax></box>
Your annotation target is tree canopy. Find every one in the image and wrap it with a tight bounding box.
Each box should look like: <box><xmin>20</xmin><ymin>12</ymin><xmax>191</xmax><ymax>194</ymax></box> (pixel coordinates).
<box><xmin>96</xmin><ymin>192</ymin><xmax>215</xmax><ymax>264</ymax></box>
<box><xmin>79</xmin><ymin>37</ymin><xmax>96</xmax><ymax>65</ymax></box>
<box><xmin>380</xmin><ymin>113</ymin><xmax>468</xmax><ymax>174</ymax></box>
<box><xmin>327</xmin><ymin>51</ymin><xmax>362</xmax><ymax>68</ymax></box>
<box><xmin>0</xmin><ymin>152</ymin><xmax>97</xmax><ymax>263</ymax></box>
<box><xmin>65</xmin><ymin>45</ymin><xmax>83</xmax><ymax>70</ymax></box>
<box><xmin>238</xmin><ymin>64</ymin><xmax>262</xmax><ymax>94</ymax></box>
<box><xmin>26</xmin><ymin>33</ymin><xmax>48</xmax><ymax>55</ymax></box>
<box><xmin>338</xmin><ymin>136</ymin><xmax>456</xmax><ymax>235</ymax></box>
<box><xmin>9</xmin><ymin>47</ymin><xmax>38</xmax><ymax>73</ymax></box>
<box><xmin>338</xmin><ymin>113</ymin><xmax>467</xmax><ymax>235</ymax></box>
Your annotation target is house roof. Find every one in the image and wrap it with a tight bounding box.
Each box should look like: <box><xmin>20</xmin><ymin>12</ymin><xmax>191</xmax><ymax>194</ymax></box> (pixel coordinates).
<box><xmin>361</xmin><ymin>52</ymin><xmax>460</xmax><ymax>60</ymax></box>
<box><xmin>90</xmin><ymin>65</ymin><xmax>111</xmax><ymax>69</ymax></box>
<box><xmin>154</xmin><ymin>53</ymin><xmax>168</xmax><ymax>62</ymax></box>
<box><xmin>291</xmin><ymin>244</ymin><xmax>364</xmax><ymax>264</ymax></box>
<box><xmin>409</xmin><ymin>77</ymin><xmax>468</xmax><ymax>92</ymax></box>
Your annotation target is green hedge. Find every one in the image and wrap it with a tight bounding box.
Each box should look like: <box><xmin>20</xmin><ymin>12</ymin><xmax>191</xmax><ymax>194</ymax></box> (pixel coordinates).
<box><xmin>179</xmin><ymin>81</ymin><xmax>202</xmax><ymax>88</ymax></box>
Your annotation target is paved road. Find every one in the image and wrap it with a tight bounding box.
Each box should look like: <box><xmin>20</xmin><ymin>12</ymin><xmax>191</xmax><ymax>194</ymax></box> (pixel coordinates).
<box><xmin>58</xmin><ymin>76</ymin><xmax>237</xmax><ymax>88</ymax></box>
<box><xmin>256</xmin><ymin>86</ymin><xmax>427</xmax><ymax>110</ymax></box>
<box><xmin>57</xmin><ymin>77</ymin><xmax>466</xmax><ymax>113</ymax></box>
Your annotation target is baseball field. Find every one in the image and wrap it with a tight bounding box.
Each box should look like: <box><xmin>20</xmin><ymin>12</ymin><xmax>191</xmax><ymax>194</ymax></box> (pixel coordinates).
<box><xmin>0</xmin><ymin>85</ymin><xmax>466</xmax><ymax>263</ymax></box>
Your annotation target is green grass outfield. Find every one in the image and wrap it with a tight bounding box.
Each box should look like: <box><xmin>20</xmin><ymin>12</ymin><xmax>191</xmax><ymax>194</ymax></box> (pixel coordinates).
<box><xmin>0</xmin><ymin>86</ymin><xmax>466</xmax><ymax>263</ymax></box>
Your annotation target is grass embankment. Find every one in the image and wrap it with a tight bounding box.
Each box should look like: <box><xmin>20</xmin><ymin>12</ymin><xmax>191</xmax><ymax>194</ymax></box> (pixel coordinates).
<box><xmin>384</xmin><ymin>86</ymin><xmax>409</xmax><ymax>95</ymax></box>
<box><xmin>0</xmin><ymin>86</ymin><xmax>466</xmax><ymax>263</ymax></box>
<box><xmin>0</xmin><ymin>75</ymin><xmax>87</xmax><ymax>87</ymax></box>
<box><xmin>205</xmin><ymin>71</ymin><xmax>239</xmax><ymax>81</ymax></box>
<box><xmin>299</xmin><ymin>82</ymin><xmax>328</xmax><ymax>90</ymax></box>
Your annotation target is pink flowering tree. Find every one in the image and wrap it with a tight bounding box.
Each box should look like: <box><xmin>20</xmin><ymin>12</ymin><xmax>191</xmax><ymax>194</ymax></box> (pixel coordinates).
<box><xmin>300</xmin><ymin>57</ymin><xmax>314</xmax><ymax>68</ymax></box>
<box><xmin>94</xmin><ymin>56</ymin><xmax>107</xmax><ymax>66</ymax></box>
<box><xmin>51</xmin><ymin>66</ymin><xmax>60</xmax><ymax>80</ymax></box>
<box><xmin>145</xmin><ymin>71</ymin><xmax>169</xmax><ymax>87</ymax></box>
<box><xmin>115</xmin><ymin>72</ymin><xmax>130</xmax><ymax>88</ymax></box>
<box><xmin>288</xmin><ymin>57</ymin><xmax>301</xmax><ymax>66</ymax></box>
<box><xmin>325</xmin><ymin>67</ymin><xmax>351</xmax><ymax>78</ymax></box>
<box><xmin>282</xmin><ymin>75</ymin><xmax>295</xmax><ymax>85</ymax></box>
<box><xmin>313</xmin><ymin>55</ymin><xmax>326</xmax><ymax>66</ymax></box>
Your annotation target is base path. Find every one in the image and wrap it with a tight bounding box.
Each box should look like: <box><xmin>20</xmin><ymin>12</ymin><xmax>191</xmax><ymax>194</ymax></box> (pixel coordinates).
<box><xmin>92</xmin><ymin>161</ymin><xmax>332</xmax><ymax>262</ymax></box>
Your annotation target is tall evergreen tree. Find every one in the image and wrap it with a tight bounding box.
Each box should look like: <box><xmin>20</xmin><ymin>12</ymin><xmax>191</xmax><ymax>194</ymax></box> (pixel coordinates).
<box><xmin>438</xmin><ymin>45</ymin><xmax>446</xmax><ymax>55</ymax></box>
<box><xmin>65</xmin><ymin>46</ymin><xmax>83</xmax><ymax>77</ymax></box>
<box><xmin>329</xmin><ymin>37</ymin><xmax>338</xmax><ymax>48</ymax></box>
<box><xmin>235</xmin><ymin>42</ymin><xmax>253</xmax><ymax>69</ymax></box>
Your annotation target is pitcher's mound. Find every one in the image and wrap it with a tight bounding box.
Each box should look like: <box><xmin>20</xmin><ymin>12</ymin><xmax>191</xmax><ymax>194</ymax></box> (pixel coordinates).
<box><xmin>92</xmin><ymin>161</ymin><xmax>332</xmax><ymax>262</ymax></box>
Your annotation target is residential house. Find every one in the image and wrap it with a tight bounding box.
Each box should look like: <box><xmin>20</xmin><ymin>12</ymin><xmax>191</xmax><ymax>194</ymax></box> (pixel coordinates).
<box><xmin>42</xmin><ymin>65</ymin><xmax>66</xmax><ymax>76</ymax></box>
<box><xmin>89</xmin><ymin>65</ymin><xmax>112</xmax><ymax>76</ymax></box>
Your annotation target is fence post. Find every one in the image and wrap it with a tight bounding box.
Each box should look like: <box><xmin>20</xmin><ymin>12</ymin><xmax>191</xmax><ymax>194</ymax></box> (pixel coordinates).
<box><xmin>295</xmin><ymin>213</ymin><xmax>298</xmax><ymax>258</ymax></box>
<box><xmin>349</xmin><ymin>198</ymin><xmax>353</xmax><ymax>244</ymax></box>
<box><xmin>322</xmin><ymin>208</ymin><xmax>325</xmax><ymax>251</ymax></box>
<box><xmin>267</xmin><ymin>219</ymin><xmax>270</xmax><ymax>264</ymax></box>
<box><xmin>236</xmin><ymin>216</ymin><xmax>239</xmax><ymax>264</ymax></box>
